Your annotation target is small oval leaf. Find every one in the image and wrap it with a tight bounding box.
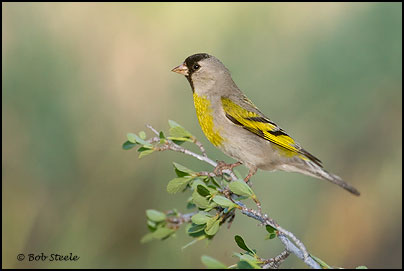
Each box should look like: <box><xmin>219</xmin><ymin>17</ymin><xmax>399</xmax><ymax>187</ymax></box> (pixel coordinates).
<box><xmin>150</xmin><ymin>227</ymin><xmax>175</xmax><ymax>240</ymax></box>
<box><xmin>237</xmin><ymin>261</ymin><xmax>254</xmax><ymax>269</ymax></box>
<box><xmin>167</xmin><ymin>177</ymin><xmax>192</xmax><ymax>194</ymax></box>
<box><xmin>122</xmin><ymin>140</ymin><xmax>137</xmax><ymax>150</ymax></box>
<box><xmin>229</xmin><ymin>180</ymin><xmax>254</xmax><ymax>197</ymax></box>
<box><xmin>187</xmin><ymin>223</ymin><xmax>206</xmax><ymax>234</ymax></box>
<box><xmin>146</xmin><ymin>209</ymin><xmax>166</xmax><ymax>222</ymax></box>
<box><xmin>168</xmin><ymin>120</ymin><xmax>192</xmax><ymax>138</ymax></box>
<box><xmin>212</xmin><ymin>196</ymin><xmax>236</xmax><ymax>208</ymax></box>
<box><xmin>201</xmin><ymin>255</ymin><xmax>227</xmax><ymax>269</ymax></box>
<box><xmin>139</xmin><ymin>131</ymin><xmax>146</xmax><ymax>139</ymax></box>
<box><xmin>138</xmin><ymin>149</ymin><xmax>154</xmax><ymax>158</ymax></box>
<box><xmin>127</xmin><ymin>133</ymin><xmax>151</xmax><ymax>146</ymax></box>
<box><xmin>127</xmin><ymin>133</ymin><xmax>137</xmax><ymax>143</ymax></box>
<box><xmin>197</xmin><ymin>184</ymin><xmax>211</xmax><ymax>197</ymax></box>
<box><xmin>191</xmin><ymin>212</ymin><xmax>211</xmax><ymax>225</ymax></box>
<box><xmin>173</xmin><ymin>162</ymin><xmax>194</xmax><ymax>175</ymax></box>
<box><xmin>234</xmin><ymin>235</ymin><xmax>255</xmax><ymax>254</ymax></box>
<box><xmin>205</xmin><ymin>219</ymin><xmax>220</xmax><ymax>236</ymax></box>
<box><xmin>266</xmin><ymin>225</ymin><xmax>277</xmax><ymax>234</ymax></box>
<box><xmin>192</xmin><ymin>190</ymin><xmax>211</xmax><ymax>209</ymax></box>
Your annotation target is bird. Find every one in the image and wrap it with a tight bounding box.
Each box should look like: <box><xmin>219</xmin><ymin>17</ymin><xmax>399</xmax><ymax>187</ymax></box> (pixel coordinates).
<box><xmin>171</xmin><ymin>53</ymin><xmax>360</xmax><ymax>196</ymax></box>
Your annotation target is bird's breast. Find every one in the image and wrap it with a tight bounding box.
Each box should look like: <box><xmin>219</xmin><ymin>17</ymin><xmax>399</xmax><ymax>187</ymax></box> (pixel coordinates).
<box><xmin>193</xmin><ymin>93</ymin><xmax>224</xmax><ymax>147</ymax></box>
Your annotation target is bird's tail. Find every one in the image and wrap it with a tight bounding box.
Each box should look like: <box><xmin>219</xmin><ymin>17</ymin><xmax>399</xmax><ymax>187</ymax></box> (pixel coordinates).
<box><xmin>284</xmin><ymin>160</ymin><xmax>360</xmax><ymax>196</ymax></box>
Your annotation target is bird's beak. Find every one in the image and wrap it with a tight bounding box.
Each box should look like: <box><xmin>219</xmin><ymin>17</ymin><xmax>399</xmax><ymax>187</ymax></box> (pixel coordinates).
<box><xmin>171</xmin><ymin>63</ymin><xmax>189</xmax><ymax>76</ymax></box>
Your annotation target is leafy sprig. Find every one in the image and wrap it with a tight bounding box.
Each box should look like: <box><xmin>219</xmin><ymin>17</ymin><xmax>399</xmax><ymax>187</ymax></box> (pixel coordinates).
<box><xmin>124</xmin><ymin>121</ymin><xmax>367</xmax><ymax>269</ymax></box>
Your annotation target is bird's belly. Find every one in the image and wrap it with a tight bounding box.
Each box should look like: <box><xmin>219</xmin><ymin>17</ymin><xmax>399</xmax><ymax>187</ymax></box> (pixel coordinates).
<box><xmin>193</xmin><ymin>93</ymin><xmax>284</xmax><ymax>171</ymax></box>
<box><xmin>219</xmin><ymin>125</ymin><xmax>281</xmax><ymax>170</ymax></box>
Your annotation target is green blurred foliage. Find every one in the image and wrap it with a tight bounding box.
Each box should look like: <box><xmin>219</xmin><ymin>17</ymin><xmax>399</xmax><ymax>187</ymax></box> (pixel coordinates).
<box><xmin>2</xmin><ymin>2</ymin><xmax>402</xmax><ymax>269</ymax></box>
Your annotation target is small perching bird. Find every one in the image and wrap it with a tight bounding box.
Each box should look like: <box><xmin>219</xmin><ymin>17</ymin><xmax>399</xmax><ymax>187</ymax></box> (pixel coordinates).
<box><xmin>172</xmin><ymin>53</ymin><xmax>360</xmax><ymax>196</ymax></box>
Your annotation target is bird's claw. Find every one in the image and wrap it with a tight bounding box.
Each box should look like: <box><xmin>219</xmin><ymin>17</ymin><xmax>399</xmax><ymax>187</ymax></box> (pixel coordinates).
<box><xmin>213</xmin><ymin>161</ymin><xmax>242</xmax><ymax>176</ymax></box>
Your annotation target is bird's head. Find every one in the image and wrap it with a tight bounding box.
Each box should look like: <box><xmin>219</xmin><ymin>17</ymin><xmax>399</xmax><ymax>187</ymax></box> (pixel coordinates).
<box><xmin>172</xmin><ymin>53</ymin><xmax>233</xmax><ymax>95</ymax></box>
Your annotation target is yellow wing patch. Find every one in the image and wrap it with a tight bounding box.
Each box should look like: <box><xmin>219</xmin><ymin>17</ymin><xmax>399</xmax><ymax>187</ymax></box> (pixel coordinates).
<box><xmin>221</xmin><ymin>97</ymin><xmax>300</xmax><ymax>154</ymax></box>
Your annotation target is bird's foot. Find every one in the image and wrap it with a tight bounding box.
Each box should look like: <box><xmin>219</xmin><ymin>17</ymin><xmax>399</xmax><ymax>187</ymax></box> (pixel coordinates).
<box><xmin>243</xmin><ymin>167</ymin><xmax>257</xmax><ymax>184</ymax></box>
<box><xmin>213</xmin><ymin>161</ymin><xmax>242</xmax><ymax>176</ymax></box>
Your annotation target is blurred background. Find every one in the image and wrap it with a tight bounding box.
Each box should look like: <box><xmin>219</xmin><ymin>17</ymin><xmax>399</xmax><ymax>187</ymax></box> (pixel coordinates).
<box><xmin>2</xmin><ymin>2</ymin><xmax>402</xmax><ymax>269</ymax></box>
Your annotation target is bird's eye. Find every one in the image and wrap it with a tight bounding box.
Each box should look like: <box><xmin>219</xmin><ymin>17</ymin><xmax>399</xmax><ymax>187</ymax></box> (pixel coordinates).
<box><xmin>193</xmin><ymin>64</ymin><xmax>200</xmax><ymax>70</ymax></box>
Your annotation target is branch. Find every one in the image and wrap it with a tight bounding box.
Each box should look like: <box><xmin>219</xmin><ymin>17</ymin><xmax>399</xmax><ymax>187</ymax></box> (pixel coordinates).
<box><xmin>144</xmin><ymin>124</ymin><xmax>321</xmax><ymax>269</ymax></box>
<box><xmin>146</xmin><ymin>124</ymin><xmax>238</xmax><ymax>180</ymax></box>
<box><xmin>261</xmin><ymin>249</ymin><xmax>290</xmax><ymax>269</ymax></box>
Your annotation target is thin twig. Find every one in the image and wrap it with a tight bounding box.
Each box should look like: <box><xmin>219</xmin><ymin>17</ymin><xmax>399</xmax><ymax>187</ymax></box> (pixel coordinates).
<box><xmin>147</xmin><ymin>124</ymin><xmax>238</xmax><ymax>180</ymax></box>
<box><xmin>196</xmin><ymin>171</ymin><xmax>217</xmax><ymax>178</ymax></box>
<box><xmin>144</xmin><ymin>124</ymin><xmax>321</xmax><ymax>269</ymax></box>
<box><xmin>166</xmin><ymin>211</ymin><xmax>196</xmax><ymax>227</ymax></box>
<box><xmin>146</xmin><ymin>124</ymin><xmax>160</xmax><ymax>136</ymax></box>
<box><xmin>261</xmin><ymin>249</ymin><xmax>291</xmax><ymax>269</ymax></box>
<box><xmin>192</xmin><ymin>136</ymin><xmax>208</xmax><ymax>157</ymax></box>
<box><xmin>239</xmin><ymin>203</ymin><xmax>318</xmax><ymax>268</ymax></box>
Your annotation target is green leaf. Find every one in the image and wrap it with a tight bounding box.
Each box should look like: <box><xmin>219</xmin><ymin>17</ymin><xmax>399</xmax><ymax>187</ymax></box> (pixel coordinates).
<box><xmin>356</xmin><ymin>266</ymin><xmax>368</xmax><ymax>269</ymax></box>
<box><xmin>190</xmin><ymin>179</ymin><xmax>205</xmax><ymax>188</ymax></box>
<box><xmin>140</xmin><ymin>232</ymin><xmax>155</xmax><ymax>243</ymax></box>
<box><xmin>168</xmin><ymin>128</ymin><xmax>192</xmax><ymax>138</ymax></box>
<box><xmin>234</xmin><ymin>235</ymin><xmax>255</xmax><ymax>254</ymax></box>
<box><xmin>237</xmin><ymin>261</ymin><xmax>254</xmax><ymax>269</ymax></box>
<box><xmin>140</xmin><ymin>227</ymin><xmax>175</xmax><ymax>243</ymax></box>
<box><xmin>168</xmin><ymin>120</ymin><xmax>193</xmax><ymax>138</ymax></box>
<box><xmin>186</xmin><ymin>201</ymin><xmax>196</xmax><ymax>210</ymax></box>
<box><xmin>167</xmin><ymin>177</ymin><xmax>192</xmax><ymax>194</ymax></box>
<box><xmin>191</xmin><ymin>212</ymin><xmax>212</xmax><ymax>225</ymax></box>
<box><xmin>264</xmin><ymin>225</ymin><xmax>277</xmax><ymax>239</ymax></box>
<box><xmin>187</xmin><ymin>223</ymin><xmax>206</xmax><ymax>234</ymax></box>
<box><xmin>146</xmin><ymin>209</ymin><xmax>166</xmax><ymax>222</ymax></box>
<box><xmin>137</xmin><ymin>146</ymin><xmax>152</xmax><ymax>152</ymax></box>
<box><xmin>197</xmin><ymin>184</ymin><xmax>211</xmax><ymax>197</ymax></box>
<box><xmin>266</xmin><ymin>225</ymin><xmax>277</xmax><ymax>234</ymax></box>
<box><xmin>138</xmin><ymin>149</ymin><xmax>154</xmax><ymax>158</ymax></box>
<box><xmin>238</xmin><ymin>254</ymin><xmax>261</xmax><ymax>269</ymax></box>
<box><xmin>151</xmin><ymin>227</ymin><xmax>175</xmax><ymax>239</ymax></box>
<box><xmin>205</xmin><ymin>216</ymin><xmax>218</xmax><ymax>231</ymax></box>
<box><xmin>147</xmin><ymin>220</ymin><xmax>157</xmax><ymax>230</ymax></box>
<box><xmin>201</xmin><ymin>255</ymin><xmax>227</xmax><ymax>269</ymax></box>
<box><xmin>205</xmin><ymin>219</ymin><xmax>220</xmax><ymax>236</ymax></box>
<box><xmin>139</xmin><ymin>131</ymin><xmax>146</xmax><ymax>139</ymax></box>
<box><xmin>175</xmin><ymin>169</ymin><xmax>189</xmax><ymax>177</ymax></box>
<box><xmin>229</xmin><ymin>180</ymin><xmax>254</xmax><ymax>197</ymax></box>
<box><xmin>173</xmin><ymin>162</ymin><xmax>194</xmax><ymax>176</ymax></box>
<box><xmin>167</xmin><ymin>136</ymin><xmax>193</xmax><ymax>143</ymax></box>
<box><xmin>265</xmin><ymin>233</ymin><xmax>277</xmax><ymax>240</ymax></box>
<box><xmin>209</xmin><ymin>177</ymin><xmax>221</xmax><ymax>188</ymax></box>
<box><xmin>122</xmin><ymin>140</ymin><xmax>137</xmax><ymax>150</ymax></box>
<box><xmin>127</xmin><ymin>133</ymin><xmax>137</xmax><ymax>143</ymax></box>
<box><xmin>192</xmin><ymin>190</ymin><xmax>211</xmax><ymax>209</ymax></box>
<box><xmin>212</xmin><ymin>196</ymin><xmax>236</xmax><ymax>209</ymax></box>
<box><xmin>127</xmin><ymin>133</ymin><xmax>151</xmax><ymax>147</ymax></box>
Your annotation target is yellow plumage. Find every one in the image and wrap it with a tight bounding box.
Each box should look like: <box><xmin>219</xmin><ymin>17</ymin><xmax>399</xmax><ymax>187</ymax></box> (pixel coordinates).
<box><xmin>172</xmin><ymin>53</ymin><xmax>360</xmax><ymax>195</ymax></box>
<box><xmin>221</xmin><ymin>97</ymin><xmax>315</xmax><ymax>160</ymax></box>
<box><xmin>221</xmin><ymin>98</ymin><xmax>299</xmax><ymax>154</ymax></box>
<box><xmin>193</xmin><ymin>93</ymin><xmax>224</xmax><ymax>146</ymax></box>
